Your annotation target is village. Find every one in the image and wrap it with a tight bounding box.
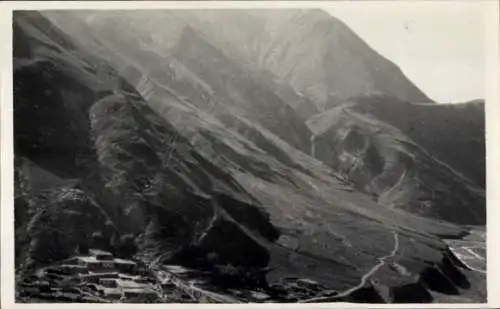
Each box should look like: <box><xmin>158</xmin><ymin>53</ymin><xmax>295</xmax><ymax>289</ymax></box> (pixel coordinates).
<box><xmin>16</xmin><ymin>246</ymin><xmax>337</xmax><ymax>303</ymax></box>
<box><xmin>16</xmin><ymin>247</ymin><xmax>281</xmax><ymax>303</ymax></box>
<box><xmin>17</xmin><ymin>248</ymin><xmax>203</xmax><ymax>303</ymax></box>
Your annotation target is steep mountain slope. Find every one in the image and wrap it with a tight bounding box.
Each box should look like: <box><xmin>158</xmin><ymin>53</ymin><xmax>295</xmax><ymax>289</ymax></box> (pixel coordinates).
<box><xmin>44</xmin><ymin>9</ymin><xmax>431</xmax><ymax>117</ymax></box>
<box><xmin>307</xmin><ymin>101</ymin><xmax>485</xmax><ymax>225</ymax></box>
<box><xmin>168</xmin><ymin>9</ymin><xmax>432</xmax><ymax>109</ymax></box>
<box><xmin>13</xmin><ymin>11</ymin><xmax>485</xmax><ymax>304</ymax></box>
<box><xmin>346</xmin><ymin>95</ymin><xmax>485</xmax><ymax>187</ymax></box>
<box><xmin>43</xmin><ymin>10</ymin><xmax>315</xmax><ymax>151</ymax></box>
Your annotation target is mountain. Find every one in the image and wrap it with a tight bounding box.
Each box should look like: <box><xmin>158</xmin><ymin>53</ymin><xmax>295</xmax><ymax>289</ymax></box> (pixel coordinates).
<box><xmin>346</xmin><ymin>95</ymin><xmax>485</xmax><ymax>187</ymax></box>
<box><xmin>45</xmin><ymin>9</ymin><xmax>484</xmax><ymax>225</ymax></box>
<box><xmin>307</xmin><ymin>97</ymin><xmax>485</xmax><ymax>225</ymax></box>
<box><xmin>165</xmin><ymin>9</ymin><xmax>433</xmax><ymax>108</ymax></box>
<box><xmin>44</xmin><ymin>9</ymin><xmax>431</xmax><ymax>115</ymax></box>
<box><xmin>13</xmin><ymin>10</ymin><xmax>485</xmax><ymax>304</ymax></box>
<box><xmin>44</xmin><ymin>10</ymin><xmax>316</xmax><ymax>150</ymax></box>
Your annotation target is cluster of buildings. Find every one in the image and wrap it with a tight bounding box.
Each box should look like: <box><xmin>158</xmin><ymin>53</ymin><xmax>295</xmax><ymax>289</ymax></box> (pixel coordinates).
<box><xmin>17</xmin><ymin>247</ymin><xmax>333</xmax><ymax>303</ymax></box>
<box><xmin>18</xmin><ymin>248</ymin><xmax>162</xmax><ymax>302</ymax></box>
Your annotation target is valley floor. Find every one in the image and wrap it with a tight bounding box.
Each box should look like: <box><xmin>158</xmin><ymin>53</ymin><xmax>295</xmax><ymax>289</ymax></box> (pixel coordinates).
<box><xmin>16</xmin><ymin>227</ymin><xmax>486</xmax><ymax>304</ymax></box>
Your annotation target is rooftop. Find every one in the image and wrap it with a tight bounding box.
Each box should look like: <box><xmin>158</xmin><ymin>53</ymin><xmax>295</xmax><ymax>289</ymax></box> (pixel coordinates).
<box><xmin>78</xmin><ymin>256</ymin><xmax>99</xmax><ymax>263</ymax></box>
<box><xmin>89</xmin><ymin>249</ymin><xmax>113</xmax><ymax>257</ymax></box>
<box><xmin>86</xmin><ymin>271</ymin><xmax>119</xmax><ymax>277</ymax></box>
<box><xmin>162</xmin><ymin>265</ymin><xmax>190</xmax><ymax>274</ymax></box>
<box><xmin>114</xmin><ymin>258</ymin><xmax>136</xmax><ymax>265</ymax></box>
<box><xmin>118</xmin><ymin>273</ymin><xmax>139</xmax><ymax>280</ymax></box>
<box><xmin>60</xmin><ymin>264</ymin><xmax>87</xmax><ymax>269</ymax></box>
<box><xmin>123</xmin><ymin>288</ymin><xmax>156</xmax><ymax>295</ymax></box>
<box><xmin>101</xmin><ymin>287</ymin><xmax>122</xmax><ymax>296</ymax></box>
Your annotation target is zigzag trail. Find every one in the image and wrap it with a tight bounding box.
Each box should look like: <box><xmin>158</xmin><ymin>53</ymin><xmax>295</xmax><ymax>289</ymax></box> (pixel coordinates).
<box><xmin>301</xmin><ymin>231</ymin><xmax>399</xmax><ymax>303</ymax></box>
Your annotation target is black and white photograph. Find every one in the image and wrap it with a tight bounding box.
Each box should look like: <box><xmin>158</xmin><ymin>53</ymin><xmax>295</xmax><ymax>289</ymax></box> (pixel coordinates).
<box><xmin>1</xmin><ymin>0</ymin><xmax>499</xmax><ymax>306</ymax></box>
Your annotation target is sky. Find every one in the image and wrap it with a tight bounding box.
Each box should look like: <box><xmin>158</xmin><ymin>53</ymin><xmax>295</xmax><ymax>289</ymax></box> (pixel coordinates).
<box><xmin>325</xmin><ymin>2</ymin><xmax>486</xmax><ymax>103</ymax></box>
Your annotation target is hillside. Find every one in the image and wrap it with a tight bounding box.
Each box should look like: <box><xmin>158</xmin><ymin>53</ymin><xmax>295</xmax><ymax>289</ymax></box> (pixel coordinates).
<box><xmin>168</xmin><ymin>9</ymin><xmax>432</xmax><ymax>109</ymax></box>
<box><xmin>347</xmin><ymin>95</ymin><xmax>485</xmax><ymax>187</ymax></box>
<box><xmin>13</xmin><ymin>10</ymin><xmax>486</xmax><ymax>304</ymax></box>
<box><xmin>44</xmin><ymin>9</ymin><xmax>431</xmax><ymax>116</ymax></box>
<box><xmin>307</xmin><ymin>101</ymin><xmax>485</xmax><ymax>225</ymax></box>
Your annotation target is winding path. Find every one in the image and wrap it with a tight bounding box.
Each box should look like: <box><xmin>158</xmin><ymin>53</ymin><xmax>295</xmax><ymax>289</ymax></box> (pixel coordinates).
<box><xmin>301</xmin><ymin>231</ymin><xmax>399</xmax><ymax>303</ymax></box>
<box><xmin>378</xmin><ymin>169</ymin><xmax>407</xmax><ymax>206</ymax></box>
